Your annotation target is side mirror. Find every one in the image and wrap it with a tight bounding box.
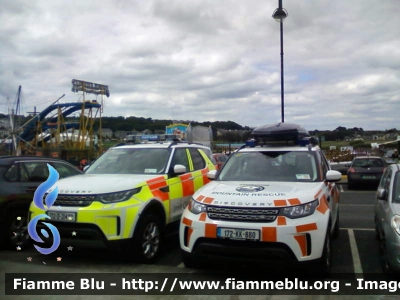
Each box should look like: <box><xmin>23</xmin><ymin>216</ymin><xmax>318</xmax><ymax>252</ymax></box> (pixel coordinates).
<box><xmin>325</xmin><ymin>170</ymin><xmax>342</xmax><ymax>182</ymax></box>
<box><xmin>83</xmin><ymin>165</ymin><xmax>90</xmax><ymax>172</ymax></box>
<box><xmin>207</xmin><ymin>170</ymin><xmax>218</xmax><ymax>180</ymax></box>
<box><xmin>376</xmin><ymin>188</ymin><xmax>387</xmax><ymax>201</ymax></box>
<box><xmin>173</xmin><ymin>164</ymin><xmax>187</xmax><ymax>174</ymax></box>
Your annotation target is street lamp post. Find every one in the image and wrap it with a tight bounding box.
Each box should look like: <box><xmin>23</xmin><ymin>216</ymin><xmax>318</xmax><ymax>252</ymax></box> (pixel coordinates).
<box><xmin>272</xmin><ymin>0</ymin><xmax>288</xmax><ymax>123</ymax></box>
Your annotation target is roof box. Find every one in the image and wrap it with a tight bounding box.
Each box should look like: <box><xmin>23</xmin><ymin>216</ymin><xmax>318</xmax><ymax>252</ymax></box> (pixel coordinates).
<box><xmin>251</xmin><ymin>122</ymin><xmax>311</xmax><ymax>146</ymax></box>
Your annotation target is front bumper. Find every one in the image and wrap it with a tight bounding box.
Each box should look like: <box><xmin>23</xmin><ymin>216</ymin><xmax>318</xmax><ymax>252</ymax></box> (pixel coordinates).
<box><xmin>180</xmin><ymin>210</ymin><xmax>330</xmax><ymax>263</ymax></box>
<box><xmin>28</xmin><ymin>200</ymin><xmax>142</xmax><ymax>249</ymax></box>
<box><xmin>36</xmin><ymin>221</ymin><xmax>131</xmax><ymax>249</ymax></box>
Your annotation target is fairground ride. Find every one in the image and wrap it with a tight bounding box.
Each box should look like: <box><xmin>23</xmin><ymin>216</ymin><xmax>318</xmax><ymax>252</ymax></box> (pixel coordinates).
<box><xmin>1</xmin><ymin>80</ymin><xmax>110</xmax><ymax>166</ymax></box>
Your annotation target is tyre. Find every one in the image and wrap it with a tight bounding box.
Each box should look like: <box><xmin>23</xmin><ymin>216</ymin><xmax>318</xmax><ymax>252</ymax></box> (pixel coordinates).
<box><xmin>181</xmin><ymin>250</ymin><xmax>202</xmax><ymax>269</ymax></box>
<box><xmin>131</xmin><ymin>214</ymin><xmax>163</xmax><ymax>264</ymax></box>
<box><xmin>379</xmin><ymin>238</ymin><xmax>394</xmax><ymax>274</ymax></box>
<box><xmin>3</xmin><ymin>210</ymin><xmax>31</xmax><ymax>250</ymax></box>
<box><xmin>314</xmin><ymin>228</ymin><xmax>331</xmax><ymax>274</ymax></box>
<box><xmin>332</xmin><ymin>211</ymin><xmax>340</xmax><ymax>239</ymax></box>
<box><xmin>374</xmin><ymin>216</ymin><xmax>381</xmax><ymax>241</ymax></box>
<box><xmin>347</xmin><ymin>180</ymin><xmax>354</xmax><ymax>190</ymax></box>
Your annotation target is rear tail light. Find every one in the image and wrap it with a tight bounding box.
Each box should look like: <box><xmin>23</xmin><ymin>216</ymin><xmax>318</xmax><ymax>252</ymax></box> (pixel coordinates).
<box><xmin>348</xmin><ymin>167</ymin><xmax>355</xmax><ymax>173</ymax></box>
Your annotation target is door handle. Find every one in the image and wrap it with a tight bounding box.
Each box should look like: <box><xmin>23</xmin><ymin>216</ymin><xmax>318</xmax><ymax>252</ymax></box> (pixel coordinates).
<box><xmin>159</xmin><ymin>186</ymin><xmax>170</xmax><ymax>193</ymax></box>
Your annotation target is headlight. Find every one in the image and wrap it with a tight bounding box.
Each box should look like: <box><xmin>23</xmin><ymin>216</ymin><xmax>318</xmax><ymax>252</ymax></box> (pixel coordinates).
<box><xmin>95</xmin><ymin>188</ymin><xmax>141</xmax><ymax>203</ymax></box>
<box><xmin>188</xmin><ymin>198</ymin><xmax>207</xmax><ymax>214</ymax></box>
<box><xmin>391</xmin><ymin>215</ymin><xmax>400</xmax><ymax>235</ymax></box>
<box><xmin>281</xmin><ymin>199</ymin><xmax>319</xmax><ymax>219</ymax></box>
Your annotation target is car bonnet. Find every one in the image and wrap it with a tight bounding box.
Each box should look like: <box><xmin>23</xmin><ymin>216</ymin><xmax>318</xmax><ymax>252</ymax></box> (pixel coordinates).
<box><xmin>45</xmin><ymin>174</ymin><xmax>165</xmax><ymax>195</ymax></box>
<box><xmin>193</xmin><ymin>181</ymin><xmax>326</xmax><ymax>207</ymax></box>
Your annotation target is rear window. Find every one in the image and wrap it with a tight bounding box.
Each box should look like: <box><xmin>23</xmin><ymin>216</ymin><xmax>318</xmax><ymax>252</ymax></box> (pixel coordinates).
<box><xmin>352</xmin><ymin>158</ymin><xmax>385</xmax><ymax>167</ymax></box>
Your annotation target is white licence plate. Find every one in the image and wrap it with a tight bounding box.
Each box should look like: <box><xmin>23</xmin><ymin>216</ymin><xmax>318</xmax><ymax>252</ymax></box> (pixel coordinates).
<box><xmin>217</xmin><ymin>228</ymin><xmax>260</xmax><ymax>241</ymax></box>
<box><xmin>47</xmin><ymin>211</ymin><xmax>76</xmax><ymax>222</ymax></box>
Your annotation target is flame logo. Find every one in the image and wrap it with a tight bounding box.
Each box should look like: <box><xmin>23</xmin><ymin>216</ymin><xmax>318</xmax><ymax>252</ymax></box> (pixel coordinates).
<box><xmin>27</xmin><ymin>164</ymin><xmax>61</xmax><ymax>255</ymax></box>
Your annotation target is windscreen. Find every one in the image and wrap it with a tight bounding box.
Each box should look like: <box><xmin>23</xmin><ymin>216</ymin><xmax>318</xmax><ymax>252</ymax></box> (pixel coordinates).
<box><xmin>86</xmin><ymin>148</ymin><xmax>170</xmax><ymax>175</ymax></box>
<box><xmin>218</xmin><ymin>151</ymin><xmax>319</xmax><ymax>182</ymax></box>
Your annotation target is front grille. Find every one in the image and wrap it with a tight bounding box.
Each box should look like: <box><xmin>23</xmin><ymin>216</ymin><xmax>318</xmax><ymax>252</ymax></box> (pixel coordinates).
<box><xmin>43</xmin><ymin>194</ymin><xmax>95</xmax><ymax>207</ymax></box>
<box><xmin>207</xmin><ymin>206</ymin><xmax>279</xmax><ymax>222</ymax></box>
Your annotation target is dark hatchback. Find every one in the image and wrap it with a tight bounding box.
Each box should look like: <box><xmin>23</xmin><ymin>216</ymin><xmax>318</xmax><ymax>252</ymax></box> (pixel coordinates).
<box><xmin>347</xmin><ymin>156</ymin><xmax>387</xmax><ymax>189</ymax></box>
<box><xmin>0</xmin><ymin>156</ymin><xmax>82</xmax><ymax>249</ymax></box>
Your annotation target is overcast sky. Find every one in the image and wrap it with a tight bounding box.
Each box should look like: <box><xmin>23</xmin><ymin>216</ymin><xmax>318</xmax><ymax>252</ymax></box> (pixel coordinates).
<box><xmin>1</xmin><ymin>0</ymin><xmax>399</xmax><ymax>131</ymax></box>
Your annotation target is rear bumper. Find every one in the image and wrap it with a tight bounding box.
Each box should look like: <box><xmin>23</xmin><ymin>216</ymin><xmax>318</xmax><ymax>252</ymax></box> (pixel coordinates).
<box><xmin>347</xmin><ymin>174</ymin><xmax>382</xmax><ymax>185</ymax></box>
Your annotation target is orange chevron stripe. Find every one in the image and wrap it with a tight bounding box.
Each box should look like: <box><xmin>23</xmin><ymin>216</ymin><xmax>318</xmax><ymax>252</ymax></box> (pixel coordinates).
<box><xmin>274</xmin><ymin>199</ymin><xmax>287</xmax><ymax>207</ymax></box>
<box><xmin>262</xmin><ymin>227</ymin><xmax>277</xmax><ymax>242</ymax></box>
<box><xmin>294</xmin><ymin>235</ymin><xmax>307</xmax><ymax>257</ymax></box>
<box><xmin>316</xmin><ymin>195</ymin><xmax>329</xmax><ymax>214</ymax></box>
<box><xmin>296</xmin><ymin>223</ymin><xmax>318</xmax><ymax>233</ymax></box>
<box><xmin>288</xmin><ymin>198</ymin><xmax>301</xmax><ymax>206</ymax></box>
<box><xmin>205</xmin><ymin>223</ymin><xmax>217</xmax><ymax>238</ymax></box>
<box><xmin>182</xmin><ymin>217</ymin><xmax>192</xmax><ymax>226</ymax></box>
<box><xmin>277</xmin><ymin>216</ymin><xmax>287</xmax><ymax>226</ymax></box>
<box><xmin>199</xmin><ymin>212</ymin><xmax>207</xmax><ymax>222</ymax></box>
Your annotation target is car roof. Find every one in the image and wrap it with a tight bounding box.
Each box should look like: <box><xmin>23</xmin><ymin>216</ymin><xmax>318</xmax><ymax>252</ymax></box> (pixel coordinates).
<box><xmin>388</xmin><ymin>163</ymin><xmax>400</xmax><ymax>171</ymax></box>
<box><xmin>353</xmin><ymin>156</ymin><xmax>383</xmax><ymax>159</ymax></box>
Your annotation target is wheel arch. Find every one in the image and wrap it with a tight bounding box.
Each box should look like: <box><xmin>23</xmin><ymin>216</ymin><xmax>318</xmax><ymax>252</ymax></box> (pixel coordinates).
<box><xmin>134</xmin><ymin>199</ymin><xmax>167</xmax><ymax>233</ymax></box>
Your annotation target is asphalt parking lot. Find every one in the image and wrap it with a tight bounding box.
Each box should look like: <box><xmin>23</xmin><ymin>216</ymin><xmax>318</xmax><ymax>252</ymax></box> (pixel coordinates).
<box><xmin>1</xmin><ymin>183</ymin><xmax>399</xmax><ymax>299</ymax></box>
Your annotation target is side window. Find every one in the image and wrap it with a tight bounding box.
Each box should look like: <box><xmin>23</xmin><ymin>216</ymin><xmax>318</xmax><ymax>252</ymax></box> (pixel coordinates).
<box><xmin>318</xmin><ymin>152</ymin><xmax>329</xmax><ymax>178</ymax></box>
<box><xmin>19</xmin><ymin>163</ymin><xmax>30</xmax><ymax>182</ymax></box>
<box><xmin>4</xmin><ymin>164</ymin><xmax>19</xmax><ymax>182</ymax></box>
<box><xmin>202</xmin><ymin>148</ymin><xmax>217</xmax><ymax>165</ymax></box>
<box><xmin>189</xmin><ymin>148</ymin><xmax>206</xmax><ymax>171</ymax></box>
<box><xmin>379</xmin><ymin>169</ymin><xmax>391</xmax><ymax>190</ymax></box>
<box><xmin>25</xmin><ymin>162</ymin><xmax>49</xmax><ymax>182</ymax></box>
<box><xmin>171</xmin><ymin>148</ymin><xmax>190</xmax><ymax>171</ymax></box>
<box><xmin>383</xmin><ymin>169</ymin><xmax>392</xmax><ymax>196</ymax></box>
<box><xmin>51</xmin><ymin>162</ymin><xmax>81</xmax><ymax>178</ymax></box>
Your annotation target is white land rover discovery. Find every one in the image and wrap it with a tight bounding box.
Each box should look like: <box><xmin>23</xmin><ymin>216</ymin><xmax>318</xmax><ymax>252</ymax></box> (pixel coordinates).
<box><xmin>179</xmin><ymin>123</ymin><xmax>342</xmax><ymax>273</ymax></box>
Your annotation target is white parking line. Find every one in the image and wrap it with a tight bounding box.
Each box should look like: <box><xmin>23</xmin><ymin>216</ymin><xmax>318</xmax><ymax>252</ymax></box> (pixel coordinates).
<box><xmin>347</xmin><ymin>229</ymin><xmax>363</xmax><ymax>278</ymax></box>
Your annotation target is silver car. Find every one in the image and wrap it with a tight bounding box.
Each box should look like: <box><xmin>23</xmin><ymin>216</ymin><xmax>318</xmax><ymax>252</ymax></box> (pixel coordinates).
<box><xmin>374</xmin><ymin>163</ymin><xmax>400</xmax><ymax>273</ymax></box>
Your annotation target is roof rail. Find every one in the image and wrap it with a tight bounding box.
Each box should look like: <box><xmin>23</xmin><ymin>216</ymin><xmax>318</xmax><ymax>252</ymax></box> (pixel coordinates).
<box><xmin>167</xmin><ymin>140</ymin><xmax>209</xmax><ymax>149</ymax></box>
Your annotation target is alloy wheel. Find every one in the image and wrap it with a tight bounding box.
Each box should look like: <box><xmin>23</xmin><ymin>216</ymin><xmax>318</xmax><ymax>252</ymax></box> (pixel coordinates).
<box><xmin>141</xmin><ymin>222</ymin><xmax>160</xmax><ymax>259</ymax></box>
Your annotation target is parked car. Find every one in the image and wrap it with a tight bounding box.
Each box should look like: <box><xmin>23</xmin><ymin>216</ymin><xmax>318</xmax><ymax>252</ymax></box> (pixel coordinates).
<box><xmin>180</xmin><ymin>123</ymin><xmax>342</xmax><ymax>273</ymax></box>
<box><xmin>0</xmin><ymin>156</ymin><xmax>82</xmax><ymax>250</ymax></box>
<box><xmin>374</xmin><ymin>163</ymin><xmax>400</xmax><ymax>273</ymax></box>
<box><xmin>28</xmin><ymin>141</ymin><xmax>217</xmax><ymax>263</ymax></box>
<box><xmin>212</xmin><ymin>153</ymin><xmax>229</xmax><ymax>170</ymax></box>
<box><xmin>347</xmin><ymin>156</ymin><xmax>387</xmax><ymax>189</ymax></box>
<box><xmin>329</xmin><ymin>161</ymin><xmax>351</xmax><ymax>175</ymax></box>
